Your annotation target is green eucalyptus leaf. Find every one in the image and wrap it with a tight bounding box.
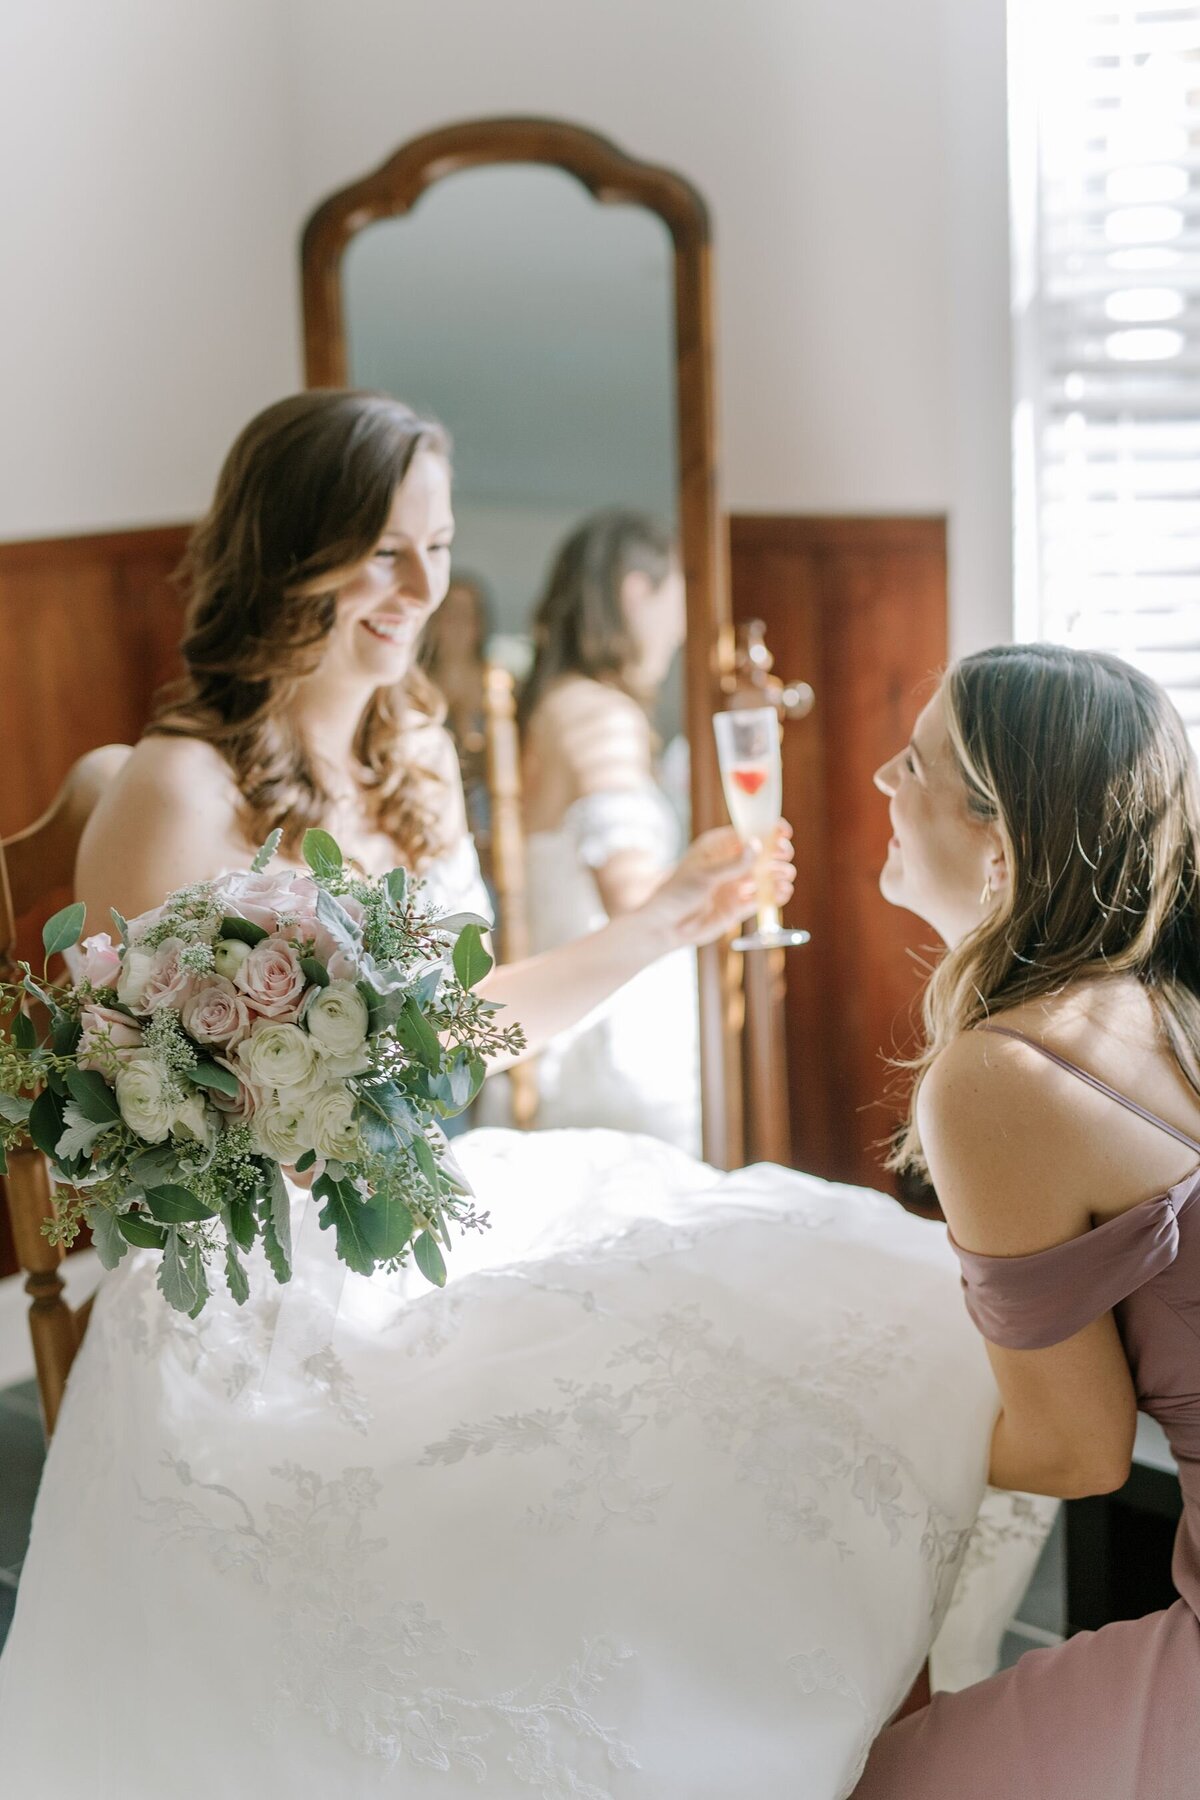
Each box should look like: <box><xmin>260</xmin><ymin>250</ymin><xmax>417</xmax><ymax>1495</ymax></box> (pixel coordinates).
<box><xmin>186</xmin><ymin>1060</ymin><xmax>240</xmax><ymax>1097</ymax></box>
<box><xmin>51</xmin><ymin>1010</ymin><xmax>82</xmax><ymax>1056</ymax></box>
<box><xmin>302</xmin><ymin>829</ymin><xmax>343</xmax><ymax>880</ymax></box>
<box><xmin>451</xmin><ymin>924</ymin><xmax>493</xmax><ymax>992</ymax></box>
<box><xmin>293</xmin><ymin>1147</ymin><xmax>317</xmax><ymax>1173</ymax></box>
<box><xmin>142</xmin><ymin>1184</ymin><xmax>217</xmax><ymax>1223</ymax></box>
<box><xmin>396</xmin><ymin>995</ymin><xmax>441</xmax><ymax>1071</ymax></box>
<box><xmin>361</xmin><ymin>1191</ymin><xmax>414</xmax><ymax>1262</ymax></box>
<box><xmin>42</xmin><ymin>901</ymin><xmax>86</xmax><ymax>958</ymax></box>
<box><xmin>412</xmin><ymin>1134</ymin><xmax>442</xmax><ymax>1195</ymax></box>
<box><xmin>218</xmin><ymin>914</ymin><xmax>268</xmax><ymax>947</ymax></box>
<box><xmin>27</xmin><ymin>1088</ymin><xmax>67</xmax><ymax>1161</ymax></box>
<box><xmin>65</xmin><ymin>1067</ymin><xmax>122</xmax><ymax>1123</ymax></box>
<box><xmin>13</xmin><ymin>1010</ymin><xmax>37</xmax><ymax>1052</ymax></box>
<box><xmin>384</xmin><ymin>866</ymin><xmax>408</xmax><ymax>910</ymax></box>
<box><xmin>117</xmin><ymin>1210</ymin><xmax>169</xmax><ymax>1250</ymax></box>
<box><xmin>413</xmin><ymin>1229</ymin><xmax>447</xmax><ymax>1288</ymax></box>
<box><xmin>300</xmin><ymin>957</ymin><xmax>330</xmax><ymax>989</ymax></box>
<box><xmin>250</xmin><ymin>828</ymin><xmax>283</xmax><ymax>874</ymax></box>
<box><xmin>0</xmin><ymin>1093</ymin><xmax>32</xmax><ymax>1124</ymax></box>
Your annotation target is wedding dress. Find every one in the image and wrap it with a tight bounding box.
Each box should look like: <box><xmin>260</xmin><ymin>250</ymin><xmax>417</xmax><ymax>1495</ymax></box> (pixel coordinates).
<box><xmin>0</xmin><ymin>839</ymin><xmax>1040</xmax><ymax>1799</ymax></box>
<box><xmin>481</xmin><ymin>780</ymin><xmax>702</xmax><ymax>1153</ymax></box>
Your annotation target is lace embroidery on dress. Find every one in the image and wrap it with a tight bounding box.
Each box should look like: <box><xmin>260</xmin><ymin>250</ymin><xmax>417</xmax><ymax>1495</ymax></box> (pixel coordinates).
<box><xmin>140</xmin><ymin>1455</ymin><xmax>641</xmax><ymax>1788</ymax></box>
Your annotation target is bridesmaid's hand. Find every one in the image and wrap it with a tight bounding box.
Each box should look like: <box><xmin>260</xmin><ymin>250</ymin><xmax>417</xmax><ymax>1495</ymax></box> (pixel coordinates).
<box><xmin>639</xmin><ymin>822</ymin><xmax>795</xmax><ymax>950</ymax></box>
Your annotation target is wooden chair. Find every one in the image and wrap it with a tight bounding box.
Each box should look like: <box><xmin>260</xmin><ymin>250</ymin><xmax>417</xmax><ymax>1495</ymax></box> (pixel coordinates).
<box><xmin>481</xmin><ymin>664</ymin><xmax>538</xmax><ymax>1129</ymax></box>
<box><xmin>1</xmin><ymin>744</ymin><xmax>131</xmax><ymax>1435</ymax></box>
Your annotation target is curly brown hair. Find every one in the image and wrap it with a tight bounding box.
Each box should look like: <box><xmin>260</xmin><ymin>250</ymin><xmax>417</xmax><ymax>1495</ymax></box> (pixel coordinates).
<box><xmin>152</xmin><ymin>390</ymin><xmax>453</xmax><ymax>867</ymax></box>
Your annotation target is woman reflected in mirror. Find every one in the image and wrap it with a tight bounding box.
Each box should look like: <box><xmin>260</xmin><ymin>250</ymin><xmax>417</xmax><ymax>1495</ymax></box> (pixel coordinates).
<box><xmin>502</xmin><ymin>510</ymin><xmax>703</xmax><ymax>1151</ymax></box>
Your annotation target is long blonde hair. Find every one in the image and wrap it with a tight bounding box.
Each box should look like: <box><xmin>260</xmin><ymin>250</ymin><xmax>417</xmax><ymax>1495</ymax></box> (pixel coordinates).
<box><xmin>153</xmin><ymin>390</ymin><xmax>452</xmax><ymax>865</ymax></box>
<box><xmin>894</xmin><ymin>642</ymin><xmax>1200</xmax><ymax>1173</ymax></box>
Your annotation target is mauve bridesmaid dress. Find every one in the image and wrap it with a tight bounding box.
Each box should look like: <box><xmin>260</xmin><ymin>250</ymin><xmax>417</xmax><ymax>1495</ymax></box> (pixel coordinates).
<box><xmin>856</xmin><ymin>1027</ymin><xmax>1200</xmax><ymax>1799</ymax></box>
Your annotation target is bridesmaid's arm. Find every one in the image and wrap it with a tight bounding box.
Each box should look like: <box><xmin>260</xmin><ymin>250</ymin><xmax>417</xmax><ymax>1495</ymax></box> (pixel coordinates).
<box><xmin>919</xmin><ymin>1034</ymin><xmax>1138</xmax><ymax>1500</ymax></box>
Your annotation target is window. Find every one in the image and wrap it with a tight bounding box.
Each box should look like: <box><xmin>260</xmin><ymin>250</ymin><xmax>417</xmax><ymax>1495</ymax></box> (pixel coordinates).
<box><xmin>1011</xmin><ymin>1</ymin><xmax>1200</xmax><ymax>743</ymax></box>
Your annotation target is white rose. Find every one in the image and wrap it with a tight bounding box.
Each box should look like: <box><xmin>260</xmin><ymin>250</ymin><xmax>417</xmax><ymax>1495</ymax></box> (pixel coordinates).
<box><xmin>213</xmin><ymin>938</ymin><xmax>253</xmax><ymax>981</ymax></box>
<box><xmin>236</xmin><ymin>1021</ymin><xmax>322</xmax><ymax>1096</ymax></box>
<box><xmin>114</xmin><ymin>1054</ymin><xmax>176</xmax><ymax>1144</ymax></box>
<box><xmin>171</xmin><ymin>1090</ymin><xmax>214</xmax><ymax>1146</ymax></box>
<box><xmin>116</xmin><ymin>948</ymin><xmax>156</xmax><ymax>1012</ymax></box>
<box><xmin>305</xmin><ymin>980</ymin><xmax>371</xmax><ymax>1076</ymax></box>
<box><xmin>309</xmin><ymin>1084</ymin><xmax>362</xmax><ymax>1161</ymax></box>
<box><xmin>253</xmin><ymin>1095</ymin><xmax>314</xmax><ymax>1164</ymax></box>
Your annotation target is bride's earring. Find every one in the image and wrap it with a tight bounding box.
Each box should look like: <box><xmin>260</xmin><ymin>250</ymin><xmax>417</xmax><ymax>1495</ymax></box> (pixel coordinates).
<box><xmin>979</xmin><ymin>877</ymin><xmax>992</xmax><ymax>907</ymax></box>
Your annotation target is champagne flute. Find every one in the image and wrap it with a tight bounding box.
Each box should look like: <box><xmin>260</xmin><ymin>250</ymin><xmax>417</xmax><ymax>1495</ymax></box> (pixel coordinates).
<box><xmin>713</xmin><ymin>706</ymin><xmax>810</xmax><ymax>953</ymax></box>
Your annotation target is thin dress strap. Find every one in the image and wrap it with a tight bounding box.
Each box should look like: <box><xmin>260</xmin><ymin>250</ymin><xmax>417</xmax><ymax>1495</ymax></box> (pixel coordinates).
<box><xmin>978</xmin><ymin>1023</ymin><xmax>1200</xmax><ymax>1155</ymax></box>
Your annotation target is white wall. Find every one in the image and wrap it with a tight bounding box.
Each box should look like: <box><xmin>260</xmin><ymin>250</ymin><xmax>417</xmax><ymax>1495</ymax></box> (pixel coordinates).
<box><xmin>0</xmin><ymin>0</ymin><xmax>301</xmax><ymax>539</ymax></box>
<box><xmin>0</xmin><ymin>0</ymin><xmax>1013</xmax><ymax>648</ymax></box>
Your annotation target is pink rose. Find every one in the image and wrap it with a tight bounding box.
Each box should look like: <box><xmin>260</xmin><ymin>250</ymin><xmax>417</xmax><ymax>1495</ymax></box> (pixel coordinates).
<box><xmin>208</xmin><ymin>1057</ymin><xmax>259</xmax><ymax>1122</ymax></box>
<box><xmin>139</xmin><ymin>938</ymin><xmax>201</xmax><ymax>1016</ymax></box>
<box><xmin>180</xmin><ymin>977</ymin><xmax>252</xmax><ymax>1049</ymax></box>
<box><xmin>234</xmin><ymin>934</ymin><xmax>308</xmax><ymax>1019</ymax></box>
<box><xmin>78</xmin><ymin>1004</ymin><xmax>144</xmax><ymax>1074</ymax></box>
<box><xmin>213</xmin><ymin>871</ymin><xmax>321</xmax><ymax>937</ymax></box>
<box><xmin>79</xmin><ymin>933</ymin><xmax>122</xmax><ymax>989</ymax></box>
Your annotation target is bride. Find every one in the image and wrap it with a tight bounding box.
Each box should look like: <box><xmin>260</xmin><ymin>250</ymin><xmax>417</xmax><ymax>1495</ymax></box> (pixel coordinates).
<box><xmin>0</xmin><ymin>391</ymin><xmax>1003</xmax><ymax>1799</ymax></box>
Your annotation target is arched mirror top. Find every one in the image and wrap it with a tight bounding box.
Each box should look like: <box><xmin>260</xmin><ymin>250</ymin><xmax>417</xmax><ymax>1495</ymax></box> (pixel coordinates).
<box><xmin>302</xmin><ymin>117</ymin><xmax>710</xmax><ymax>385</ymax></box>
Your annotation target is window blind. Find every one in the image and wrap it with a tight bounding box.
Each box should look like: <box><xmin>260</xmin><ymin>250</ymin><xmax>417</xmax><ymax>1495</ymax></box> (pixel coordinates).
<box><xmin>1011</xmin><ymin>0</ymin><xmax>1200</xmax><ymax>743</ymax></box>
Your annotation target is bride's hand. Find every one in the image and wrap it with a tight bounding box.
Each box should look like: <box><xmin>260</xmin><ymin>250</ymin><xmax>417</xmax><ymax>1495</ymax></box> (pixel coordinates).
<box><xmin>638</xmin><ymin>822</ymin><xmax>795</xmax><ymax>949</ymax></box>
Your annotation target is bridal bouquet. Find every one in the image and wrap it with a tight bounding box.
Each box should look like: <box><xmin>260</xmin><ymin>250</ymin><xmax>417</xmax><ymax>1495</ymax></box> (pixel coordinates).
<box><xmin>0</xmin><ymin>830</ymin><xmax>522</xmax><ymax>1315</ymax></box>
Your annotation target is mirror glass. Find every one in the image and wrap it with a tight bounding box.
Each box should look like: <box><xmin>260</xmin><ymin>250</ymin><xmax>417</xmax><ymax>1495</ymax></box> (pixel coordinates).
<box><xmin>343</xmin><ymin>163</ymin><xmax>702</xmax><ymax>1152</ymax></box>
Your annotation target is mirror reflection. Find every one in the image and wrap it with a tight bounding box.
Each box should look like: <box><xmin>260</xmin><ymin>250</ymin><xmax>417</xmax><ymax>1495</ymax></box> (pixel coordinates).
<box><xmin>343</xmin><ymin>163</ymin><xmax>701</xmax><ymax>1150</ymax></box>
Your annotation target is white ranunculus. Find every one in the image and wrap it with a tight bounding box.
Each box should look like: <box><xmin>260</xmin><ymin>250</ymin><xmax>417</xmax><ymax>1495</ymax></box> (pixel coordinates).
<box><xmin>309</xmin><ymin>1084</ymin><xmax>362</xmax><ymax>1161</ymax></box>
<box><xmin>171</xmin><ymin>1090</ymin><xmax>214</xmax><ymax>1145</ymax></box>
<box><xmin>116</xmin><ymin>948</ymin><xmax>157</xmax><ymax>1012</ymax></box>
<box><xmin>253</xmin><ymin>1096</ymin><xmax>314</xmax><ymax>1164</ymax></box>
<box><xmin>213</xmin><ymin>938</ymin><xmax>253</xmax><ymax>981</ymax></box>
<box><xmin>305</xmin><ymin>980</ymin><xmax>370</xmax><ymax>1076</ymax></box>
<box><xmin>236</xmin><ymin>1021</ymin><xmax>322</xmax><ymax>1096</ymax></box>
<box><xmin>114</xmin><ymin>1054</ymin><xmax>176</xmax><ymax>1144</ymax></box>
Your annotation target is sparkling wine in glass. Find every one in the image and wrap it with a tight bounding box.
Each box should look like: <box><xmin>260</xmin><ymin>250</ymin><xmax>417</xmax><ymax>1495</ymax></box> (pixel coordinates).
<box><xmin>713</xmin><ymin>706</ymin><xmax>809</xmax><ymax>952</ymax></box>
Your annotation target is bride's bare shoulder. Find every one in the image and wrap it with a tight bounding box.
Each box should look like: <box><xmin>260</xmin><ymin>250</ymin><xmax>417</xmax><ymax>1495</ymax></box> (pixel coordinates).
<box><xmin>76</xmin><ymin>733</ymin><xmax>247</xmax><ymax>926</ymax></box>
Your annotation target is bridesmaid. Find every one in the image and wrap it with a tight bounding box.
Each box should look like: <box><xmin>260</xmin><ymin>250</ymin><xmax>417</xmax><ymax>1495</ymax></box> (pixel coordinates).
<box><xmin>856</xmin><ymin>642</ymin><xmax>1200</xmax><ymax>1797</ymax></box>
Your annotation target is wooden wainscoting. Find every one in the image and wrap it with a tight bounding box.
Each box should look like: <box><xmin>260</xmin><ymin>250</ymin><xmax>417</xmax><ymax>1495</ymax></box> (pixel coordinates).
<box><xmin>729</xmin><ymin>515</ymin><xmax>948</xmax><ymax>1196</ymax></box>
<box><xmin>0</xmin><ymin>524</ymin><xmax>192</xmax><ymax>1276</ymax></box>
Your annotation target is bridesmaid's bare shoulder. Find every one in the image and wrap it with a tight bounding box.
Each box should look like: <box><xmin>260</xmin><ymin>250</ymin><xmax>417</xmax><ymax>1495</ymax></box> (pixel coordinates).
<box><xmin>76</xmin><ymin>733</ymin><xmax>248</xmax><ymax>927</ymax></box>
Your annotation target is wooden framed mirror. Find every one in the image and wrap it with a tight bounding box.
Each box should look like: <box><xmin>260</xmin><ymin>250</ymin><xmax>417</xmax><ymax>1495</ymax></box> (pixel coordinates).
<box><xmin>301</xmin><ymin>116</ymin><xmax>745</xmax><ymax>1166</ymax></box>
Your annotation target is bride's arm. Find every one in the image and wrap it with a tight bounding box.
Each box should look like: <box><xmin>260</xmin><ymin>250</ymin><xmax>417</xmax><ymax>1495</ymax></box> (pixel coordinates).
<box><xmin>479</xmin><ymin>828</ymin><xmax>788</xmax><ymax>1065</ymax></box>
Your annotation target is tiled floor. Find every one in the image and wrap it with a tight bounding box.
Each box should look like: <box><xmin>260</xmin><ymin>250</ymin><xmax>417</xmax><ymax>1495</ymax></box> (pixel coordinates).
<box><xmin>0</xmin><ymin>1376</ymin><xmax>1067</xmax><ymax>1665</ymax></box>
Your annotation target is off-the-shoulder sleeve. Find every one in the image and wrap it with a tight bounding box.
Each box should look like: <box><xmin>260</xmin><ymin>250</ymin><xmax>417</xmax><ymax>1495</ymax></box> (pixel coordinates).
<box><xmin>561</xmin><ymin>788</ymin><xmax>679</xmax><ymax>872</ymax></box>
<box><xmin>950</xmin><ymin>1194</ymin><xmax>1184</xmax><ymax>1349</ymax></box>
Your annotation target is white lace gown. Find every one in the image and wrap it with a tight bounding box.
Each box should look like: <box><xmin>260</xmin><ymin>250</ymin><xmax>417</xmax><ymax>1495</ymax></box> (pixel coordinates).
<box><xmin>0</xmin><ymin>841</ymin><xmax>1039</xmax><ymax>1799</ymax></box>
